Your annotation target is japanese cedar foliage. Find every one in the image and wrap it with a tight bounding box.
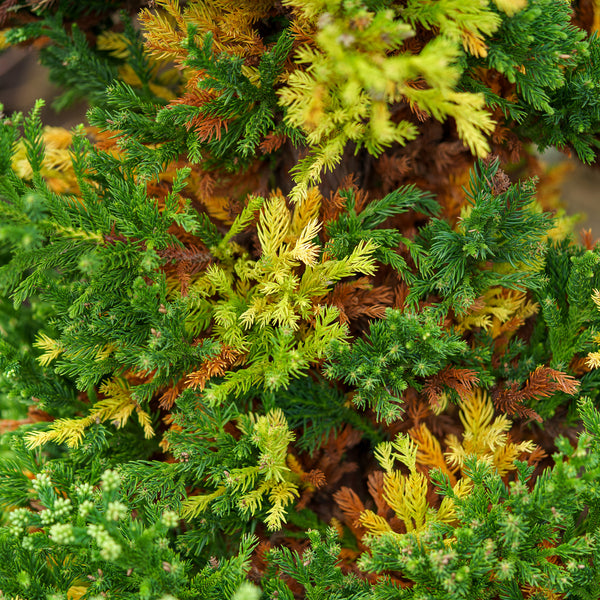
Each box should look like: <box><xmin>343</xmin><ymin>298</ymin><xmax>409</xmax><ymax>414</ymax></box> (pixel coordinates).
<box><xmin>2</xmin><ymin>0</ymin><xmax>600</xmax><ymax>598</ymax></box>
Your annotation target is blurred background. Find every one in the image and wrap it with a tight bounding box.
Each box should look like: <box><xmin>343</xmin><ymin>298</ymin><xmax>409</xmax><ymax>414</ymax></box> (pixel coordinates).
<box><xmin>0</xmin><ymin>44</ymin><xmax>87</xmax><ymax>127</ymax></box>
<box><xmin>1</xmin><ymin>44</ymin><xmax>599</xmax><ymax>237</ymax></box>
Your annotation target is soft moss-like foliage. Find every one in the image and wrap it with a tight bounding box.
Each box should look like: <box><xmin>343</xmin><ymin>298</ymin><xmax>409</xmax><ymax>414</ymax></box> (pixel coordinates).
<box><xmin>2</xmin><ymin>1</ymin><xmax>600</xmax><ymax>598</ymax></box>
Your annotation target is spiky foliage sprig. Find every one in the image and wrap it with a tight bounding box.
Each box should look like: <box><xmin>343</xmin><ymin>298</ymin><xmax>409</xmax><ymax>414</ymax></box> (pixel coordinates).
<box><xmin>324</xmin><ymin>183</ymin><xmax>438</xmax><ymax>278</ymax></box>
<box><xmin>88</xmin><ymin>24</ymin><xmax>302</xmax><ymax>176</ymax></box>
<box><xmin>4</xmin><ymin>12</ymin><xmax>160</xmax><ymax>111</ymax></box>
<box><xmin>0</xmin><ymin>102</ymin><xmax>220</xmax><ymax>440</ymax></box>
<box><xmin>264</xmin><ymin>403</ymin><xmax>600</xmax><ymax>600</ymax></box>
<box><xmin>263</xmin><ymin>527</ymin><xmax>370</xmax><ymax>599</ymax></box>
<box><xmin>181</xmin><ymin>407</ymin><xmax>300</xmax><ymax>532</ymax></box>
<box><xmin>536</xmin><ymin>240</ymin><xmax>600</xmax><ymax>369</ymax></box>
<box><xmin>408</xmin><ymin>157</ymin><xmax>552</xmax><ymax>315</ymax></box>
<box><xmin>326</xmin><ymin>308</ymin><xmax>468</xmax><ymax>422</ymax></box>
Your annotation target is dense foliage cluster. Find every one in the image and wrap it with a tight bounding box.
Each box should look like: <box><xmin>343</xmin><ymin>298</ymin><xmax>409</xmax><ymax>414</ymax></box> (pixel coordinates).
<box><xmin>2</xmin><ymin>0</ymin><xmax>600</xmax><ymax>598</ymax></box>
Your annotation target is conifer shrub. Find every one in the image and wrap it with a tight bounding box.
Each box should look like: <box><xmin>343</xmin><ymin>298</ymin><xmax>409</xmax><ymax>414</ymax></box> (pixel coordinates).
<box><xmin>2</xmin><ymin>0</ymin><xmax>600</xmax><ymax>598</ymax></box>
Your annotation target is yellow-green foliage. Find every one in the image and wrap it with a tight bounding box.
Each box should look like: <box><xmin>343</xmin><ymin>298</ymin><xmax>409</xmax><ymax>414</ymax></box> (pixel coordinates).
<box><xmin>33</xmin><ymin>332</ymin><xmax>115</xmax><ymax>367</ymax></box>
<box><xmin>181</xmin><ymin>408</ymin><xmax>299</xmax><ymax>530</ymax></box>
<box><xmin>456</xmin><ymin>287</ymin><xmax>539</xmax><ymax>337</ymax></box>
<box><xmin>360</xmin><ymin>391</ymin><xmax>538</xmax><ymax>538</ymax></box>
<box><xmin>280</xmin><ymin>0</ymin><xmax>502</xmax><ymax>201</ymax></box>
<box><xmin>360</xmin><ymin>433</ymin><xmax>471</xmax><ymax>536</ymax></box>
<box><xmin>24</xmin><ymin>377</ymin><xmax>154</xmax><ymax>449</ymax></box>
<box><xmin>401</xmin><ymin>0</ymin><xmax>501</xmax><ymax>56</ymax></box>
<box><xmin>33</xmin><ymin>332</ymin><xmax>65</xmax><ymax>367</ymax></box>
<box><xmin>444</xmin><ymin>389</ymin><xmax>537</xmax><ymax>476</ymax></box>
<box><xmin>184</xmin><ymin>189</ymin><xmax>378</xmax><ymax>402</ymax></box>
<box><xmin>586</xmin><ymin>289</ymin><xmax>600</xmax><ymax>368</ymax></box>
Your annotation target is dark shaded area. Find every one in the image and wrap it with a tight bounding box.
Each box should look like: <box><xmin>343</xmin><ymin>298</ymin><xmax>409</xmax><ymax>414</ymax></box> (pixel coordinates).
<box><xmin>0</xmin><ymin>46</ymin><xmax>87</xmax><ymax>126</ymax></box>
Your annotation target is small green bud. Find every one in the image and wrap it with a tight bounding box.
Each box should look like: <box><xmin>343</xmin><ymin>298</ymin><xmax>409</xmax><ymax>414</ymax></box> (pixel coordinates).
<box><xmin>32</xmin><ymin>472</ymin><xmax>52</xmax><ymax>492</ymax></box>
<box><xmin>22</xmin><ymin>536</ymin><xmax>35</xmax><ymax>551</ymax></box>
<box><xmin>79</xmin><ymin>499</ymin><xmax>95</xmax><ymax>518</ymax></box>
<box><xmin>99</xmin><ymin>537</ymin><xmax>122</xmax><ymax>561</ymax></box>
<box><xmin>161</xmin><ymin>510</ymin><xmax>179</xmax><ymax>529</ymax></box>
<box><xmin>101</xmin><ymin>469</ymin><xmax>121</xmax><ymax>493</ymax></box>
<box><xmin>49</xmin><ymin>522</ymin><xmax>75</xmax><ymax>545</ymax></box>
<box><xmin>52</xmin><ymin>497</ymin><xmax>72</xmax><ymax>520</ymax></box>
<box><xmin>232</xmin><ymin>582</ymin><xmax>262</xmax><ymax>600</ymax></box>
<box><xmin>106</xmin><ymin>500</ymin><xmax>128</xmax><ymax>521</ymax></box>
<box><xmin>75</xmin><ymin>482</ymin><xmax>94</xmax><ymax>498</ymax></box>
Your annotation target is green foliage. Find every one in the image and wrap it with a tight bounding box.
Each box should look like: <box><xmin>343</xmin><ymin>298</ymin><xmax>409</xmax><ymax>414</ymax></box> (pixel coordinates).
<box><xmin>259</xmin><ymin>374</ymin><xmax>383</xmax><ymax>454</ymax></box>
<box><xmin>466</xmin><ymin>0</ymin><xmax>600</xmax><ymax>162</ymax></box>
<box><xmin>409</xmin><ymin>158</ymin><xmax>552</xmax><ymax>314</ymax></box>
<box><xmin>179</xmin><ymin>27</ymin><xmax>300</xmax><ymax>164</ymax></box>
<box><xmin>536</xmin><ymin>240</ymin><xmax>600</xmax><ymax>370</ymax></box>
<box><xmin>264</xmin><ymin>528</ymin><xmax>371</xmax><ymax>599</ymax></box>
<box><xmin>326</xmin><ymin>308</ymin><xmax>468</xmax><ymax>422</ymax></box>
<box><xmin>325</xmin><ymin>184</ymin><xmax>438</xmax><ymax>278</ymax></box>
<box><xmin>88</xmin><ymin>27</ymin><xmax>302</xmax><ymax>176</ymax></box>
<box><xmin>0</xmin><ymin>463</ymin><xmax>259</xmax><ymax>599</ymax></box>
<box><xmin>0</xmin><ymin>104</ymin><xmax>215</xmax><ymax>410</ymax></box>
<box><xmin>6</xmin><ymin>15</ymin><xmax>127</xmax><ymax>111</ymax></box>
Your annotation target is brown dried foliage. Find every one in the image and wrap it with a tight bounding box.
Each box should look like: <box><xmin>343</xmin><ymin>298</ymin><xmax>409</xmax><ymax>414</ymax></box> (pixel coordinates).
<box><xmin>158</xmin><ymin>242</ymin><xmax>213</xmax><ymax>295</ymax></box>
<box><xmin>333</xmin><ymin>486</ymin><xmax>367</xmax><ymax>544</ymax></box>
<box><xmin>259</xmin><ymin>132</ymin><xmax>288</xmax><ymax>154</ymax></box>
<box><xmin>422</xmin><ymin>366</ymin><xmax>480</xmax><ymax>410</ymax></box>
<box><xmin>186</xmin><ymin>345</ymin><xmax>245</xmax><ymax>392</ymax></box>
<box><xmin>493</xmin><ymin>366</ymin><xmax>580</xmax><ymax>421</ymax></box>
<box><xmin>169</xmin><ymin>89</ymin><xmax>230</xmax><ymax>141</ymax></box>
<box><xmin>326</xmin><ymin>277</ymin><xmax>393</xmax><ymax>326</ymax></box>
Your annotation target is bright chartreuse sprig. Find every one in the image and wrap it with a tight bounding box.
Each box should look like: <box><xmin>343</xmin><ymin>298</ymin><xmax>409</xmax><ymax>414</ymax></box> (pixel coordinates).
<box><xmin>280</xmin><ymin>0</ymin><xmax>498</xmax><ymax>201</ymax></box>
<box><xmin>24</xmin><ymin>376</ymin><xmax>155</xmax><ymax>450</ymax></box>
<box><xmin>400</xmin><ymin>0</ymin><xmax>503</xmax><ymax>53</ymax></box>
<box><xmin>585</xmin><ymin>289</ymin><xmax>600</xmax><ymax>369</ymax></box>
<box><xmin>359</xmin><ymin>433</ymin><xmax>472</xmax><ymax>537</ymax></box>
<box><xmin>181</xmin><ymin>408</ymin><xmax>299</xmax><ymax>531</ymax></box>
<box><xmin>184</xmin><ymin>188</ymin><xmax>379</xmax><ymax>404</ymax></box>
<box><xmin>443</xmin><ymin>388</ymin><xmax>537</xmax><ymax>476</ymax></box>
